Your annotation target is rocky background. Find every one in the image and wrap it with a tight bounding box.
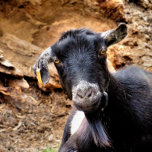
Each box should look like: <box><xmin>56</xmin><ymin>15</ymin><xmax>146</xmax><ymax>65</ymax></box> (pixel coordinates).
<box><xmin>0</xmin><ymin>0</ymin><xmax>152</xmax><ymax>151</ymax></box>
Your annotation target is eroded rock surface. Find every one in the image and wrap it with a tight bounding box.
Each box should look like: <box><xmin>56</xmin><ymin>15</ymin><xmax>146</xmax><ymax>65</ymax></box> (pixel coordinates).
<box><xmin>108</xmin><ymin>1</ymin><xmax>152</xmax><ymax>71</ymax></box>
<box><xmin>126</xmin><ymin>0</ymin><xmax>152</xmax><ymax>9</ymax></box>
<box><xmin>0</xmin><ymin>0</ymin><xmax>124</xmax><ymax>91</ymax></box>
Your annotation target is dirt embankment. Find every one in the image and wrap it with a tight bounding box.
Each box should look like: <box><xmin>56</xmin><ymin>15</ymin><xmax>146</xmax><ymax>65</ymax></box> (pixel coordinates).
<box><xmin>0</xmin><ymin>0</ymin><xmax>152</xmax><ymax>151</ymax></box>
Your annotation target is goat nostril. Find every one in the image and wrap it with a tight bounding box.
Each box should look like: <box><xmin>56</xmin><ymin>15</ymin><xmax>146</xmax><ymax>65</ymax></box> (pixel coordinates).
<box><xmin>86</xmin><ymin>88</ymin><xmax>94</xmax><ymax>98</ymax></box>
<box><xmin>88</xmin><ymin>92</ymin><xmax>92</xmax><ymax>97</ymax></box>
<box><xmin>77</xmin><ymin>90</ymin><xmax>84</xmax><ymax>98</ymax></box>
<box><xmin>76</xmin><ymin>88</ymin><xmax>94</xmax><ymax>99</ymax></box>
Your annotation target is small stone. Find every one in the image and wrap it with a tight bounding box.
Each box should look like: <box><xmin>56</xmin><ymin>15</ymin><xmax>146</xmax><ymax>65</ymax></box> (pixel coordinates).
<box><xmin>48</xmin><ymin>134</ymin><xmax>54</xmax><ymax>142</ymax></box>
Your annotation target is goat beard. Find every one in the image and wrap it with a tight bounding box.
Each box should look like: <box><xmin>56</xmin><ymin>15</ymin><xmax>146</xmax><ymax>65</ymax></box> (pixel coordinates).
<box><xmin>85</xmin><ymin>111</ymin><xmax>111</xmax><ymax>148</ymax></box>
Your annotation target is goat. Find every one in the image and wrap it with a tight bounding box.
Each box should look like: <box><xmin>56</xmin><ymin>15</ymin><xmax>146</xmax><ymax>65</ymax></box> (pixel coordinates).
<box><xmin>33</xmin><ymin>24</ymin><xmax>152</xmax><ymax>152</ymax></box>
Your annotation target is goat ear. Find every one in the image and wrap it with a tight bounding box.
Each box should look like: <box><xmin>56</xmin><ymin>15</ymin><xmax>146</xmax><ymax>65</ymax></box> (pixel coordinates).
<box><xmin>101</xmin><ymin>23</ymin><xmax>127</xmax><ymax>47</ymax></box>
<box><xmin>33</xmin><ymin>47</ymin><xmax>53</xmax><ymax>84</ymax></box>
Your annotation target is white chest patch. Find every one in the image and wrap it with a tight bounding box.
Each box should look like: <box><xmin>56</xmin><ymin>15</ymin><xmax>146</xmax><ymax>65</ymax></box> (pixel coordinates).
<box><xmin>70</xmin><ymin>110</ymin><xmax>85</xmax><ymax>135</ymax></box>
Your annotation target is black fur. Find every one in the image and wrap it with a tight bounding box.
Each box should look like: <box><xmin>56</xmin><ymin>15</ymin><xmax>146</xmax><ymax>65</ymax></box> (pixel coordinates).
<box><xmin>59</xmin><ymin>66</ymin><xmax>152</xmax><ymax>152</ymax></box>
<box><xmin>33</xmin><ymin>24</ymin><xmax>152</xmax><ymax>152</ymax></box>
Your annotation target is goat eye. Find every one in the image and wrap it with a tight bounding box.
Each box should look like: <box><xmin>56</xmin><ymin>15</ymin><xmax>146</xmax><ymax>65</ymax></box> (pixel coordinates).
<box><xmin>54</xmin><ymin>59</ymin><xmax>61</xmax><ymax>64</ymax></box>
<box><xmin>100</xmin><ymin>50</ymin><xmax>106</xmax><ymax>55</ymax></box>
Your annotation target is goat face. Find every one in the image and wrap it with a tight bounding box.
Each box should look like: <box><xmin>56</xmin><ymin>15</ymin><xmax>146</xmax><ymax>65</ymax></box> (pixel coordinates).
<box><xmin>33</xmin><ymin>24</ymin><xmax>127</xmax><ymax>112</ymax></box>
<box><xmin>53</xmin><ymin>30</ymin><xmax>109</xmax><ymax>112</ymax></box>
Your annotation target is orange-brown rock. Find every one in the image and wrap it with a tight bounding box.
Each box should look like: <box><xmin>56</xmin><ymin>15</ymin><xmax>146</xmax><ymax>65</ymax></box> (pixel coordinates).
<box><xmin>0</xmin><ymin>54</ymin><xmax>29</xmax><ymax>96</ymax></box>
<box><xmin>0</xmin><ymin>0</ymin><xmax>122</xmax><ymax>92</ymax></box>
<box><xmin>37</xmin><ymin>63</ymin><xmax>62</xmax><ymax>92</ymax></box>
<box><xmin>0</xmin><ymin>34</ymin><xmax>42</xmax><ymax>77</ymax></box>
<box><xmin>97</xmin><ymin>0</ymin><xmax>125</xmax><ymax>21</ymax></box>
<box><xmin>0</xmin><ymin>0</ymin><xmax>152</xmax><ymax>93</ymax></box>
<box><xmin>138</xmin><ymin>0</ymin><xmax>152</xmax><ymax>9</ymax></box>
<box><xmin>126</xmin><ymin>0</ymin><xmax>152</xmax><ymax>9</ymax></box>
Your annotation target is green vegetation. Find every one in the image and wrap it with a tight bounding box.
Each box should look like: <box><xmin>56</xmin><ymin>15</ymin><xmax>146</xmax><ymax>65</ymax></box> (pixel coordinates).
<box><xmin>43</xmin><ymin>148</ymin><xmax>57</xmax><ymax>152</ymax></box>
<box><xmin>37</xmin><ymin>147</ymin><xmax>58</xmax><ymax>152</ymax></box>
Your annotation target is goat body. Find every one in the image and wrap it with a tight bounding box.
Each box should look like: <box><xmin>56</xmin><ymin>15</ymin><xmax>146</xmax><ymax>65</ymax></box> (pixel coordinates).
<box><xmin>59</xmin><ymin>66</ymin><xmax>152</xmax><ymax>152</ymax></box>
<box><xmin>33</xmin><ymin>24</ymin><xmax>152</xmax><ymax>152</ymax></box>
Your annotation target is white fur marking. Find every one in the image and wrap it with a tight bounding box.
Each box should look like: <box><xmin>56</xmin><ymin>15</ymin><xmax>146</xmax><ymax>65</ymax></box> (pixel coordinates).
<box><xmin>71</xmin><ymin>111</ymin><xmax>85</xmax><ymax>135</ymax></box>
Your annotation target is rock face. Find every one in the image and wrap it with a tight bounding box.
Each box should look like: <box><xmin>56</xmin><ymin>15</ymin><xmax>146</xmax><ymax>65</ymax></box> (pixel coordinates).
<box><xmin>0</xmin><ymin>0</ymin><xmax>124</xmax><ymax>48</ymax></box>
<box><xmin>0</xmin><ymin>0</ymin><xmax>152</xmax><ymax>91</ymax></box>
<box><xmin>0</xmin><ymin>33</ymin><xmax>62</xmax><ymax>90</ymax></box>
<box><xmin>0</xmin><ymin>33</ymin><xmax>42</xmax><ymax>77</ymax></box>
<box><xmin>0</xmin><ymin>53</ymin><xmax>30</xmax><ymax>109</ymax></box>
<box><xmin>138</xmin><ymin>0</ymin><xmax>152</xmax><ymax>9</ymax></box>
<box><xmin>96</xmin><ymin>0</ymin><xmax>125</xmax><ymax>21</ymax></box>
<box><xmin>127</xmin><ymin>0</ymin><xmax>152</xmax><ymax>9</ymax></box>
<box><xmin>0</xmin><ymin>0</ymin><xmax>124</xmax><ymax>91</ymax></box>
<box><xmin>108</xmin><ymin>1</ymin><xmax>152</xmax><ymax>71</ymax></box>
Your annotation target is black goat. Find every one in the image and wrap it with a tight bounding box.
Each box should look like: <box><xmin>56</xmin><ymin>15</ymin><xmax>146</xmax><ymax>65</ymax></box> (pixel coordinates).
<box><xmin>33</xmin><ymin>24</ymin><xmax>152</xmax><ymax>152</ymax></box>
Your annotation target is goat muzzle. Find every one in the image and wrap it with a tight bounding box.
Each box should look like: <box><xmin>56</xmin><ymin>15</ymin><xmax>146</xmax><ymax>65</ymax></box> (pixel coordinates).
<box><xmin>72</xmin><ymin>81</ymin><xmax>104</xmax><ymax>112</ymax></box>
